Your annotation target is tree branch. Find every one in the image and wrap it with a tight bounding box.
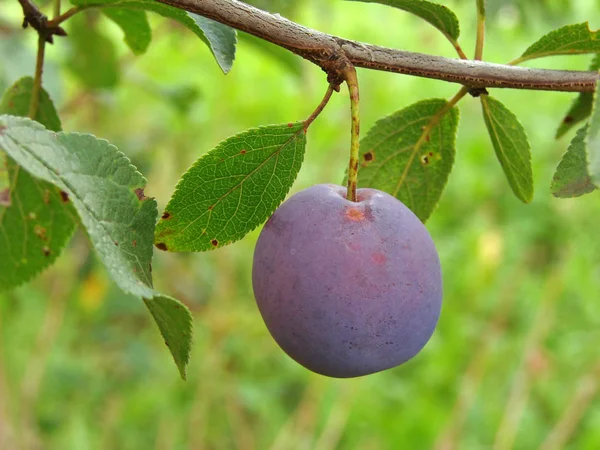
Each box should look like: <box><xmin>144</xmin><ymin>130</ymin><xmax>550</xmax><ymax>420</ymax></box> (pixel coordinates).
<box><xmin>154</xmin><ymin>0</ymin><xmax>599</xmax><ymax>93</ymax></box>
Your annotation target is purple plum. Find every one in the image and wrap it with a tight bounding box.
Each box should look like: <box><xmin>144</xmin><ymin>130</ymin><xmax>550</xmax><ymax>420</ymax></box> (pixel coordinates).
<box><xmin>252</xmin><ymin>184</ymin><xmax>442</xmax><ymax>378</ymax></box>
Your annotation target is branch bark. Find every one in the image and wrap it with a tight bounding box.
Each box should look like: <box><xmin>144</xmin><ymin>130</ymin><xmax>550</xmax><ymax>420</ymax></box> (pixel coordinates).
<box><xmin>154</xmin><ymin>0</ymin><xmax>598</xmax><ymax>93</ymax></box>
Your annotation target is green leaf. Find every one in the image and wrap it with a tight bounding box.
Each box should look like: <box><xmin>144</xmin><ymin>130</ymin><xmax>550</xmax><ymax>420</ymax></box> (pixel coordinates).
<box><xmin>556</xmin><ymin>55</ymin><xmax>600</xmax><ymax>139</ymax></box>
<box><xmin>0</xmin><ymin>115</ymin><xmax>155</xmax><ymax>297</ymax></box>
<box><xmin>514</xmin><ymin>22</ymin><xmax>600</xmax><ymax>64</ymax></box>
<box><xmin>356</xmin><ymin>99</ymin><xmax>459</xmax><ymax>222</ymax></box>
<box><xmin>69</xmin><ymin>0</ymin><xmax>236</xmax><ymax>73</ymax></box>
<box><xmin>347</xmin><ymin>0</ymin><xmax>460</xmax><ymax>40</ymax></box>
<box><xmin>586</xmin><ymin>82</ymin><xmax>600</xmax><ymax>187</ymax></box>
<box><xmin>143</xmin><ymin>295</ymin><xmax>193</xmax><ymax>380</ymax></box>
<box><xmin>155</xmin><ymin>122</ymin><xmax>307</xmax><ymax>252</ymax></box>
<box><xmin>551</xmin><ymin>126</ymin><xmax>596</xmax><ymax>198</ymax></box>
<box><xmin>0</xmin><ymin>115</ymin><xmax>194</xmax><ymax>378</ymax></box>
<box><xmin>189</xmin><ymin>13</ymin><xmax>237</xmax><ymax>74</ymax></box>
<box><xmin>103</xmin><ymin>8</ymin><xmax>152</xmax><ymax>55</ymax></box>
<box><xmin>481</xmin><ymin>95</ymin><xmax>533</xmax><ymax>203</ymax></box>
<box><xmin>0</xmin><ymin>77</ymin><xmax>76</xmax><ymax>291</ymax></box>
<box><xmin>66</xmin><ymin>13</ymin><xmax>120</xmax><ymax>89</ymax></box>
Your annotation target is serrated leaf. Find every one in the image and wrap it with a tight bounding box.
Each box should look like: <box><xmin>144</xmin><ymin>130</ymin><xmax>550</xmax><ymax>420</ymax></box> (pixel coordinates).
<box><xmin>514</xmin><ymin>22</ymin><xmax>600</xmax><ymax>64</ymax></box>
<box><xmin>144</xmin><ymin>295</ymin><xmax>193</xmax><ymax>380</ymax></box>
<box><xmin>0</xmin><ymin>77</ymin><xmax>76</xmax><ymax>291</ymax></box>
<box><xmin>155</xmin><ymin>122</ymin><xmax>307</xmax><ymax>252</ymax></box>
<box><xmin>556</xmin><ymin>55</ymin><xmax>600</xmax><ymax>139</ymax></box>
<box><xmin>69</xmin><ymin>0</ymin><xmax>236</xmax><ymax>73</ymax></box>
<box><xmin>0</xmin><ymin>115</ymin><xmax>155</xmax><ymax>297</ymax></box>
<box><xmin>0</xmin><ymin>115</ymin><xmax>194</xmax><ymax>378</ymax></box>
<box><xmin>347</xmin><ymin>0</ymin><xmax>460</xmax><ymax>40</ymax></box>
<box><xmin>586</xmin><ymin>82</ymin><xmax>600</xmax><ymax>187</ymax></box>
<box><xmin>551</xmin><ymin>126</ymin><xmax>596</xmax><ymax>197</ymax></box>
<box><xmin>103</xmin><ymin>8</ymin><xmax>151</xmax><ymax>55</ymax></box>
<box><xmin>67</xmin><ymin>13</ymin><xmax>120</xmax><ymax>89</ymax></box>
<box><xmin>481</xmin><ymin>95</ymin><xmax>533</xmax><ymax>203</ymax></box>
<box><xmin>356</xmin><ymin>99</ymin><xmax>459</xmax><ymax>222</ymax></box>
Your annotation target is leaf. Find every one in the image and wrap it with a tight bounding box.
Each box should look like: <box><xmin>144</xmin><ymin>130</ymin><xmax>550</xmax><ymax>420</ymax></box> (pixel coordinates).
<box><xmin>66</xmin><ymin>13</ymin><xmax>120</xmax><ymax>89</ymax></box>
<box><xmin>347</xmin><ymin>0</ymin><xmax>460</xmax><ymax>40</ymax></box>
<box><xmin>514</xmin><ymin>22</ymin><xmax>600</xmax><ymax>64</ymax></box>
<box><xmin>551</xmin><ymin>126</ymin><xmax>596</xmax><ymax>197</ymax></box>
<box><xmin>0</xmin><ymin>115</ymin><xmax>155</xmax><ymax>297</ymax></box>
<box><xmin>103</xmin><ymin>8</ymin><xmax>152</xmax><ymax>55</ymax></box>
<box><xmin>0</xmin><ymin>115</ymin><xmax>194</xmax><ymax>379</ymax></box>
<box><xmin>481</xmin><ymin>95</ymin><xmax>533</xmax><ymax>203</ymax></box>
<box><xmin>143</xmin><ymin>295</ymin><xmax>193</xmax><ymax>380</ymax></box>
<box><xmin>356</xmin><ymin>99</ymin><xmax>459</xmax><ymax>222</ymax></box>
<box><xmin>586</xmin><ymin>82</ymin><xmax>600</xmax><ymax>187</ymax></box>
<box><xmin>69</xmin><ymin>0</ymin><xmax>236</xmax><ymax>73</ymax></box>
<box><xmin>189</xmin><ymin>13</ymin><xmax>237</xmax><ymax>74</ymax></box>
<box><xmin>0</xmin><ymin>77</ymin><xmax>76</xmax><ymax>291</ymax></box>
<box><xmin>556</xmin><ymin>55</ymin><xmax>600</xmax><ymax>139</ymax></box>
<box><xmin>155</xmin><ymin>122</ymin><xmax>307</xmax><ymax>252</ymax></box>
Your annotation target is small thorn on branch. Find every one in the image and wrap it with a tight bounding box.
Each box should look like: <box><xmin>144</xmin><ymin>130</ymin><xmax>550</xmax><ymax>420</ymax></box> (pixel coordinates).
<box><xmin>18</xmin><ymin>0</ymin><xmax>68</xmax><ymax>43</ymax></box>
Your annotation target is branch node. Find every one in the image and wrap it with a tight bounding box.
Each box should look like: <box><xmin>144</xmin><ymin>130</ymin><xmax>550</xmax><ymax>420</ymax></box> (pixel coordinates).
<box><xmin>19</xmin><ymin>0</ymin><xmax>68</xmax><ymax>44</ymax></box>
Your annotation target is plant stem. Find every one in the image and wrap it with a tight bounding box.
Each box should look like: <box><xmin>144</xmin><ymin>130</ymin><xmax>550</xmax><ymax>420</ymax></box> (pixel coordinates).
<box><xmin>28</xmin><ymin>34</ymin><xmax>46</xmax><ymax>120</ymax></box>
<box><xmin>304</xmin><ymin>84</ymin><xmax>335</xmax><ymax>130</ymax></box>
<box><xmin>53</xmin><ymin>0</ymin><xmax>61</xmax><ymax>19</ymax></box>
<box><xmin>343</xmin><ymin>66</ymin><xmax>360</xmax><ymax>203</ymax></box>
<box><xmin>474</xmin><ymin>0</ymin><xmax>486</xmax><ymax>60</ymax></box>
<box><xmin>154</xmin><ymin>0</ymin><xmax>598</xmax><ymax>93</ymax></box>
<box><xmin>47</xmin><ymin>6</ymin><xmax>82</xmax><ymax>27</ymax></box>
<box><xmin>451</xmin><ymin>41</ymin><xmax>468</xmax><ymax>60</ymax></box>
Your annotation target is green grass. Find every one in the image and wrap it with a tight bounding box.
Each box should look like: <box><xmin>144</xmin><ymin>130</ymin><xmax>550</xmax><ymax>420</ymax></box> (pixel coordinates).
<box><xmin>1</xmin><ymin>1</ymin><xmax>600</xmax><ymax>449</ymax></box>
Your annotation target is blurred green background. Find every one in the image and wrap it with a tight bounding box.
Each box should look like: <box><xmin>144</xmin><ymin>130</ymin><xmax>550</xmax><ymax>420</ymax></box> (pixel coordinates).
<box><xmin>1</xmin><ymin>0</ymin><xmax>600</xmax><ymax>449</ymax></box>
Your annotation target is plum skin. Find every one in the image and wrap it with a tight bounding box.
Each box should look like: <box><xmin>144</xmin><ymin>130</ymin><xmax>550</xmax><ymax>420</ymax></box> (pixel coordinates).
<box><xmin>252</xmin><ymin>184</ymin><xmax>442</xmax><ymax>378</ymax></box>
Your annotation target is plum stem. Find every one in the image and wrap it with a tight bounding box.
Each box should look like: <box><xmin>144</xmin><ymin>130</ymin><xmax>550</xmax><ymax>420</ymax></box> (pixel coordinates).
<box><xmin>304</xmin><ymin>83</ymin><xmax>335</xmax><ymax>130</ymax></box>
<box><xmin>343</xmin><ymin>66</ymin><xmax>360</xmax><ymax>202</ymax></box>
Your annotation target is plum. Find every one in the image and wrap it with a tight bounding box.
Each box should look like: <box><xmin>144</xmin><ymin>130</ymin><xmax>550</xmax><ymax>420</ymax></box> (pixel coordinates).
<box><xmin>252</xmin><ymin>184</ymin><xmax>442</xmax><ymax>378</ymax></box>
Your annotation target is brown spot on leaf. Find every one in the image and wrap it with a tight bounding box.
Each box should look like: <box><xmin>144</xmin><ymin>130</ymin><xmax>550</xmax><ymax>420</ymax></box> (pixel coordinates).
<box><xmin>43</xmin><ymin>190</ymin><xmax>50</xmax><ymax>204</ymax></box>
<box><xmin>211</xmin><ymin>239</ymin><xmax>219</xmax><ymax>247</ymax></box>
<box><xmin>114</xmin><ymin>241</ymin><xmax>119</xmax><ymax>246</ymax></box>
<box><xmin>60</xmin><ymin>191</ymin><xmax>69</xmax><ymax>203</ymax></box>
<box><xmin>156</xmin><ymin>242</ymin><xmax>168</xmax><ymax>251</ymax></box>
<box><xmin>134</xmin><ymin>188</ymin><xmax>147</xmax><ymax>201</ymax></box>
<box><xmin>363</xmin><ymin>151</ymin><xmax>374</xmax><ymax>162</ymax></box>
<box><xmin>34</xmin><ymin>225</ymin><xmax>47</xmax><ymax>241</ymax></box>
<box><xmin>0</xmin><ymin>125</ymin><xmax>6</xmax><ymax>134</ymax></box>
<box><xmin>563</xmin><ymin>115</ymin><xmax>574</xmax><ymax>124</ymax></box>
<box><xmin>0</xmin><ymin>189</ymin><xmax>10</xmax><ymax>207</ymax></box>
<box><xmin>208</xmin><ymin>205</ymin><xmax>214</xmax><ymax>211</ymax></box>
<box><xmin>240</xmin><ymin>149</ymin><xmax>247</xmax><ymax>154</ymax></box>
<box><xmin>421</xmin><ymin>155</ymin><xmax>430</xmax><ymax>165</ymax></box>
<box><xmin>161</xmin><ymin>212</ymin><xmax>171</xmax><ymax>220</ymax></box>
<box><xmin>288</xmin><ymin>122</ymin><xmax>294</xmax><ymax>128</ymax></box>
<box><xmin>42</xmin><ymin>246</ymin><xmax>51</xmax><ymax>257</ymax></box>
<box><xmin>132</xmin><ymin>240</ymin><xmax>137</xmax><ymax>247</ymax></box>
<box><xmin>425</xmin><ymin>134</ymin><xmax>431</xmax><ymax>142</ymax></box>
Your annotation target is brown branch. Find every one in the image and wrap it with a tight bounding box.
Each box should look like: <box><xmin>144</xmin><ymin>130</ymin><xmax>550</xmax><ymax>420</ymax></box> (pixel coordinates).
<box><xmin>18</xmin><ymin>0</ymin><xmax>67</xmax><ymax>43</ymax></box>
<box><xmin>154</xmin><ymin>0</ymin><xmax>598</xmax><ymax>93</ymax></box>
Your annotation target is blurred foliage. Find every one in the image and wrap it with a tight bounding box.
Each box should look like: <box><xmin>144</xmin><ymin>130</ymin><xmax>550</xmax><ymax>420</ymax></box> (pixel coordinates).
<box><xmin>1</xmin><ymin>0</ymin><xmax>600</xmax><ymax>449</ymax></box>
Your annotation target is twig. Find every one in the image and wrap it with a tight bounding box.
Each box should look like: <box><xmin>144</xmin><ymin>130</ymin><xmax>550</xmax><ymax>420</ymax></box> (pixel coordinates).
<box><xmin>28</xmin><ymin>34</ymin><xmax>46</xmax><ymax>119</ymax></box>
<box><xmin>154</xmin><ymin>0</ymin><xmax>598</xmax><ymax>93</ymax></box>
<box><xmin>474</xmin><ymin>0</ymin><xmax>485</xmax><ymax>61</ymax></box>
